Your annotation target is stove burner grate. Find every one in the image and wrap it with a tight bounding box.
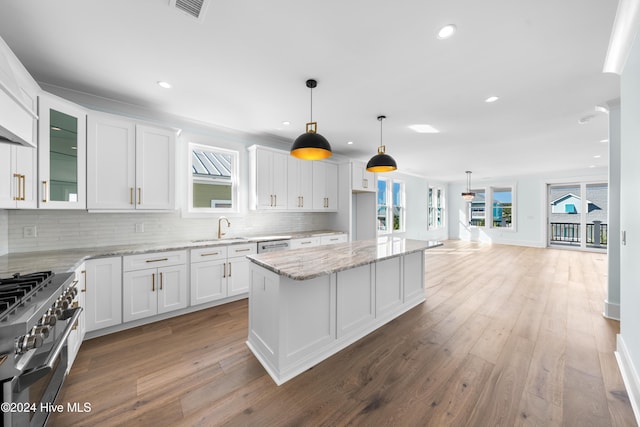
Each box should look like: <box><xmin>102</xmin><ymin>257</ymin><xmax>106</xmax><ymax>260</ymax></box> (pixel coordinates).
<box><xmin>0</xmin><ymin>271</ymin><xmax>54</xmax><ymax>322</ymax></box>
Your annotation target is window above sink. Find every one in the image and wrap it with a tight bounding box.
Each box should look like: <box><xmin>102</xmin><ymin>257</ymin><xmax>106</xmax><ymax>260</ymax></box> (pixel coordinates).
<box><xmin>187</xmin><ymin>142</ymin><xmax>239</xmax><ymax>214</ymax></box>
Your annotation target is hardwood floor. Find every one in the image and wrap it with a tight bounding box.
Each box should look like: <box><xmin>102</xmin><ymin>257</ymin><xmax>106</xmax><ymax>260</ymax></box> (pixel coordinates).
<box><xmin>50</xmin><ymin>241</ymin><xmax>637</xmax><ymax>426</ymax></box>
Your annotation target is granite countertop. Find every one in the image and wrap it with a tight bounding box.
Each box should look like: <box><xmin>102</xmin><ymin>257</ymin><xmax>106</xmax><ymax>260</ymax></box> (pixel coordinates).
<box><xmin>247</xmin><ymin>237</ymin><xmax>443</xmax><ymax>281</ymax></box>
<box><xmin>0</xmin><ymin>230</ymin><xmax>346</xmax><ymax>276</ymax></box>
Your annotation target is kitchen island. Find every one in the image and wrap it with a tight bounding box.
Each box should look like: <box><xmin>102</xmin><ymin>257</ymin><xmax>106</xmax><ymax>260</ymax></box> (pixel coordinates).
<box><xmin>246</xmin><ymin>237</ymin><xmax>442</xmax><ymax>385</ymax></box>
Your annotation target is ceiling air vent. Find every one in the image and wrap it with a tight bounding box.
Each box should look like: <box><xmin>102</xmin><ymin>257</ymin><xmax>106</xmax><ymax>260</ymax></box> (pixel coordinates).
<box><xmin>169</xmin><ymin>0</ymin><xmax>209</xmax><ymax>21</ymax></box>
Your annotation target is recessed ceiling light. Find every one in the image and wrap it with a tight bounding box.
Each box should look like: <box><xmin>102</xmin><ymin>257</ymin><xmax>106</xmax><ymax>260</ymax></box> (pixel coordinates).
<box><xmin>593</xmin><ymin>154</ymin><xmax>601</xmax><ymax>158</ymax></box>
<box><xmin>50</xmin><ymin>126</ymin><xmax>61</xmax><ymax>131</ymax></box>
<box><xmin>437</xmin><ymin>24</ymin><xmax>457</xmax><ymax>39</ymax></box>
<box><xmin>282</xmin><ymin>121</ymin><xmax>290</xmax><ymax>126</ymax></box>
<box><xmin>589</xmin><ymin>165</ymin><xmax>596</xmax><ymax>168</ymax></box>
<box><xmin>347</xmin><ymin>141</ymin><xmax>354</xmax><ymax>145</ymax></box>
<box><xmin>157</xmin><ymin>81</ymin><xmax>172</xmax><ymax>89</ymax></box>
<box><xmin>409</xmin><ymin>124</ymin><xmax>440</xmax><ymax>133</ymax></box>
<box><xmin>600</xmin><ymin>138</ymin><xmax>609</xmax><ymax>143</ymax></box>
<box><xmin>485</xmin><ymin>96</ymin><xmax>499</xmax><ymax>103</ymax></box>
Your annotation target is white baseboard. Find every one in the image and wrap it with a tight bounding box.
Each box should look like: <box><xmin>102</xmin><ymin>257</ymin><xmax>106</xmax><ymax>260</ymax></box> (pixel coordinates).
<box><xmin>604</xmin><ymin>299</ymin><xmax>621</xmax><ymax>320</ymax></box>
<box><xmin>615</xmin><ymin>334</ymin><xmax>640</xmax><ymax>424</ymax></box>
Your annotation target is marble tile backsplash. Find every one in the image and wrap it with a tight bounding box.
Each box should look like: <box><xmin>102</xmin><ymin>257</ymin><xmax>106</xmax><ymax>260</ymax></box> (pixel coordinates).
<box><xmin>0</xmin><ymin>211</ymin><xmax>8</xmax><ymax>255</ymax></box>
<box><xmin>7</xmin><ymin>210</ymin><xmax>334</xmax><ymax>253</ymax></box>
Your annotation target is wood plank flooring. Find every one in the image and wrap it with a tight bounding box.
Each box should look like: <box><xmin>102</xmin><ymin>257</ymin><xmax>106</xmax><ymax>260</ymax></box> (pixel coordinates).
<box><xmin>49</xmin><ymin>241</ymin><xmax>637</xmax><ymax>426</ymax></box>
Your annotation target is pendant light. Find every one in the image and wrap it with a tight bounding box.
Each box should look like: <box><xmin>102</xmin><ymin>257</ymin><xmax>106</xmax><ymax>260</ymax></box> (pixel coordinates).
<box><xmin>290</xmin><ymin>79</ymin><xmax>332</xmax><ymax>160</ymax></box>
<box><xmin>461</xmin><ymin>171</ymin><xmax>475</xmax><ymax>201</ymax></box>
<box><xmin>366</xmin><ymin>115</ymin><xmax>397</xmax><ymax>172</ymax></box>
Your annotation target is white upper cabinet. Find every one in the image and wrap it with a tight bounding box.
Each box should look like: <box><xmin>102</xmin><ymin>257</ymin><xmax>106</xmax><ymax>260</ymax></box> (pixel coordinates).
<box><xmin>136</xmin><ymin>125</ymin><xmax>176</xmax><ymax>210</ymax></box>
<box><xmin>0</xmin><ymin>36</ymin><xmax>38</xmax><ymax>148</ymax></box>
<box><xmin>287</xmin><ymin>156</ymin><xmax>313</xmax><ymax>210</ymax></box>
<box><xmin>250</xmin><ymin>145</ymin><xmax>338</xmax><ymax>212</ymax></box>
<box><xmin>249</xmin><ymin>146</ymin><xmax>287</xmax><ymax>210</ymax></box>
<box><xmin>312</xmin><ymin>161</ymin><xmax>338</xmax><ymax>210</ymax></box>
<box><xmin>351</xmin><ymin>161</ymin><xmax>375</xmax><ymax>192</ymax></box>
<box><xmin>0</xmin><ymin>144</ymin><xmax>37</xmax><ymax>208</ymax></box>
<box><xmin>87</xmin><ymin>112</ymin><xmax>176</xmax><ymax>210</ymax></box>
<box><xmin>38</xmin><ymin>93</ymin><xmax>87</xmax><ymax>209</ymax></box>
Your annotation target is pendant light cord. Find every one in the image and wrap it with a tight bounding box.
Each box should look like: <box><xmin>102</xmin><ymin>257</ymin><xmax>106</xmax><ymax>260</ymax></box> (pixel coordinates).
<box><xmin>309</xmin><ymin>87</ymin><xmax>313</xmax><ymax>123</ymax></box>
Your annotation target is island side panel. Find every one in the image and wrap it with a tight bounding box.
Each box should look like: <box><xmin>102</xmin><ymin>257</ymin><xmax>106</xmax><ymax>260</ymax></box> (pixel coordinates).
<box><xmin>280</xmin><ymin>274</ymin><xmax>336</xmax><ymax>372</ymax></box>
<box><xmin>247</xmin><ymin>264</ymin><xmax>281</xmax><ymax>379</ymax></box>
<box><xmin>403</xmin><ymin>251</ymin><xmax>425</xmax><ymax>304</ymax></box>
<box><xmin>336</xmin><ymin>263</ymin><xmax>375</xmax><ymax>339</ymax></box>
<box><xmin>376</xmin><ymin>256</ymin><xmax>403</xmax><ymax>319</ymax></box>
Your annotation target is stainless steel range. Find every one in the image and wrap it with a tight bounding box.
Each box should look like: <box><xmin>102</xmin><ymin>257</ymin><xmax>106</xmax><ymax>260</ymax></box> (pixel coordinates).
<box><xmin>0</xmin><ymin>271</ymin><xmax>82</xmax><ymax>427</ymax></box>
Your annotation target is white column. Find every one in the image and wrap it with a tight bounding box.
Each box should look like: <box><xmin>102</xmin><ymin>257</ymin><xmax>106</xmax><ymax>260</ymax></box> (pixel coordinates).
<box><xmin>605</xmin><ymin>99</ymin><xmax>621</xmax><ymax>320</ymax></box>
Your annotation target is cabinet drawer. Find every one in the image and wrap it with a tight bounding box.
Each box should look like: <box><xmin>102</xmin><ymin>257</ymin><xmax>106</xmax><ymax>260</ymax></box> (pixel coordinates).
<box><xmin>123</xmin><ymin>250</ymin><xmax>187</xmax><ymax>272</ymax></box>
<box><xmin>290</xmin><ymin>237</ymin><xmax>320</xmax><ymax>249</ymax></box>
<box><xmin>321</xmin><ymin>234</ymin><xmax>347</xmax><ymax>245</ymax></box>
<box><xmin>228</xmin><ymin>243</ymin><xmax>257</xmax><ymax>257</ymax></box>
<box><xmin>191</xmin><ymin>246</ymin><xmax>228</xmax><ymax>262</ymax></box>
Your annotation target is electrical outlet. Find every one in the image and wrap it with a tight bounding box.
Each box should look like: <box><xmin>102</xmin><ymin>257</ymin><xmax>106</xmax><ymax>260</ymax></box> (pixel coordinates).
<box><xmin>135</xmin><ymin>223</ymin><xmax>144</xmax><ymax>233</ymax></box>
<box><xmin>23</xmin><ymin>226</ymin><xmax>37</xmax><ymax>238</ymax></box>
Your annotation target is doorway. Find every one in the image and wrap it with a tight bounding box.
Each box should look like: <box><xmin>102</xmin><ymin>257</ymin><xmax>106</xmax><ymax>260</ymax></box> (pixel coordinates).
<box><xmin>548</xmin><ymin>182</ymin><xmax>608</xmax><ymax>251</ymax></box>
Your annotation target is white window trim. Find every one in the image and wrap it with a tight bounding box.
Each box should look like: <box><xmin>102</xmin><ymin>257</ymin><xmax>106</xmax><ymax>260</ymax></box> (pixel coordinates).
<box><xmin>378</xmin><ymin>178</ymin><xmax>405</xmax><ymax>234</ymax></box>
<box><xmin>428</xmin><ymin>186</ymin><xmax>446</xmax><ymax>230</ymax></box>
<box><xmin>186</xmin><ymin>142</ymin><xmax>240</xmax><ymax>215</ymax></box>
<box><xmin>489</xmin><ymin>184</ymin><xmax>517</xmax><ymax>231</ymax></box>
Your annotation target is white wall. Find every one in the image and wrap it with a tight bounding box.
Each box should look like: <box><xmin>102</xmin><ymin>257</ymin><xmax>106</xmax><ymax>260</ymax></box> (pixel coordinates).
<box><xmin>448</xmin><ymin>169</ymin><xmax>608</xmax><ymax>247</ymax></box>
<box><xmin>618</xmin><ymin>26</ymin><xmax>640</xmax><ymax>419</ymax></box>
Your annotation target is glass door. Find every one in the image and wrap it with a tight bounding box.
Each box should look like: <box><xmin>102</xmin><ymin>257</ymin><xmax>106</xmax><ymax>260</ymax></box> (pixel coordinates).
<box><xmin>548</xmin><ymin>182</ymin><xmax>608</xmax><ymax>251</ymax></box>
<box><xmin>38</xmin><ymin>94</ymin><xmax>86</xmax><ymax>209</ymax></box>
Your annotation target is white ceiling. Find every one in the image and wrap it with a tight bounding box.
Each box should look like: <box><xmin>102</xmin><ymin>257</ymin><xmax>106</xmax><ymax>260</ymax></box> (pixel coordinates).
<box><xmin>0</xmin><ymin>0</ymin><xmax>620</xmax><ymax>182</ymax></box>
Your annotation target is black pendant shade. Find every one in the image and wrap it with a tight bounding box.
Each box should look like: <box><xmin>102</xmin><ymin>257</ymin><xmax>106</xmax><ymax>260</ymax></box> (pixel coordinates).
<box><xmin>290</xmin><ymin>79</ymin><xmax>332</xmax><ymax>160</ymax></box>
<box><xmin>366</xmin><ymin>115</ymin><xmax>397</xmax><ymax>172</ymax></box>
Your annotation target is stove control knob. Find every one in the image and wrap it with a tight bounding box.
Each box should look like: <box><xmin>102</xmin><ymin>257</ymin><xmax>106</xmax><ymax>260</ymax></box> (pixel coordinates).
<box><xmin>47</xmin><ymin>306</ymin><xmax>63</xmax><ymax>319</ymax></box>
<box><xmin>54</xmin><ymin>298</ymin><xmax>69</xmax><ymax>310</ymax></box>
<box><xmin>31</xmin><ymin>325</ymin><xmax>50</xmax><ymax>339</ymax></box>
<box><xmin>66</xmin><ymin>287</ymin><xmax>78</xmax><ymax>299</ymax></box>
<box><xmin>40</xmin><ymin>313</ymin><xmax>57</xmax><ymax>326</ymax></box>
<box><xmin>15</xmin><ymin>334</ymin><xmax>44</xmax><ymax>354</ymax></box>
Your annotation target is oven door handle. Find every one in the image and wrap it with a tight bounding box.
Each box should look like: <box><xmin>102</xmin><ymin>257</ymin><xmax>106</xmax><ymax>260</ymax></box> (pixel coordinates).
<box><xmin>15</xmin><ymin>307</ymin><xmax>83</xmax><ymax>392</ymax></box>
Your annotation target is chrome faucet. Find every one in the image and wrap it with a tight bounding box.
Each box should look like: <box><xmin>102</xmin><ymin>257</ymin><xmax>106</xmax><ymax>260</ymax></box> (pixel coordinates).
<box><xmin>217</xmin><ymin>216</ymin><xmax>231</xmax><ymax>239</ymax></box>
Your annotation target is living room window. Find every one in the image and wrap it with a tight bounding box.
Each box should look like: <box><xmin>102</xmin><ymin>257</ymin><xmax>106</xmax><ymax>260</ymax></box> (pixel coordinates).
<box><xmin>428</xmin><ymin>186</ymin><xmax>445</xmax><ymax>229</ymax></box>
<box><xmin>377</xmin><ymin>178</ymin><xmax>405</xmax><ymax>233</ymax></box>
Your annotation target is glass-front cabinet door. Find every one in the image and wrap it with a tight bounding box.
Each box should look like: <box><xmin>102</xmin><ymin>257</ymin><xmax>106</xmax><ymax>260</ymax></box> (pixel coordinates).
<box><xmin>38</xmin><ymin>93</ymin><xmax>86</xmax><ymax>209</ymax></box>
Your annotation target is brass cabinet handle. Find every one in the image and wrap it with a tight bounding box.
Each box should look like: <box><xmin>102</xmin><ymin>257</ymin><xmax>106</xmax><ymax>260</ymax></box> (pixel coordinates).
<box><xmin>160</xmin><ymin>272</ymin><xmax>163</xmax><ymax>290</ymax></box>
<box><xmin>301</xmin><ymin>241</ymin><xmax>312</xmax><ymax>245</ymax></box>
<box><xmin>42</xmin><ymin>181</ymin><xmax>48</xmax><ymax>203</ymax></box>
<box><xmin>228</xmin><ymin>262</ymin><xmax>232</xmax><ymax>277</ymax></box>
<box><xmin>13</xmin><ymin>174</ymin><xmax>20</xmax><ymax>201</ymax></box>
<box><xmin>152</xmin><ymin>273</ymin><xmax>155</xmax><ymax>291</ymax></box>
<box><xmin>200</xmin><ymin>252</ymin><xmax>220</xmax><ymax>257</ymax></box>
<box><xmin>223</xmin><ymin>263</ymin><xmax>227</xmax><ymax>278</ymax></box>
<box><xmin>234</xmin><ymin>248</ymin><xmax>251</xmax><ymax>253</ymax></box>
<box><xmin>146</xmin><ymin>258</ymin><xmax>169</xmax><ymax>263</ymax></box>
<box><xmin>20</xmin><ymin>175</ymin><xmax>26</xmax><ymax>200</ymax></box>
<box><xmin>130</xmin><ymin>187</ymin><xmax>134</xmax><ymax>205</ymax></box>
<box><xmin>270</xmin><ymin>195</ymin><xmax>273</xmax><ymax>207</ymax></box>
<box><xmin>274</xmin><ymin>194</ymin><xmax>277</xmax><ymax>206</ymax></box>
<box><xmin>81</xmin><ymin>270</ymin><xmax>86</xmax><ymax>292</ymax></box>
<box><xmin>138</xmin><ymin>188</ymin><xmax>141</xmax><ymax>205</ymax></box>
<box><xmin>301</xmin><ymin>196</ymin><xmax>304</xmax><ymax>207</ymax></box>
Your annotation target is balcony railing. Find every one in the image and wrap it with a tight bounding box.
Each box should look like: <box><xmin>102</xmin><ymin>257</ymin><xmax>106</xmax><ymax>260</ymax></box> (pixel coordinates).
<box><xmin>550</xmin><ymin>222</ymin><xmax>608</xmax><ymax>247</ymax></box>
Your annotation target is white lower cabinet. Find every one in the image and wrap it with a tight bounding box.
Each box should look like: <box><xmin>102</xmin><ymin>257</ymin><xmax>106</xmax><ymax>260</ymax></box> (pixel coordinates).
<box><xmin>190</xmin><ymin>243</ymin><xmax>256</xmax><ymax>305</ymax></box>
<box><xmin>67</xmin><ymin>262</ymin><xmax>86</xmax><ymax>372</ymax></box>
<box><xmin>123</xmin><ymin>251</ymin><xmax>187</xmax><ymax>322</ymax></box>
<box><xmin>290</xmin><ymin>237</ymin><xmax>320</xmax><ymax>249</ymax></box>
<box><xmin>84</xmin><ymin>257</ymin><xmax>122</xmax><ymax>332</ymax></box>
